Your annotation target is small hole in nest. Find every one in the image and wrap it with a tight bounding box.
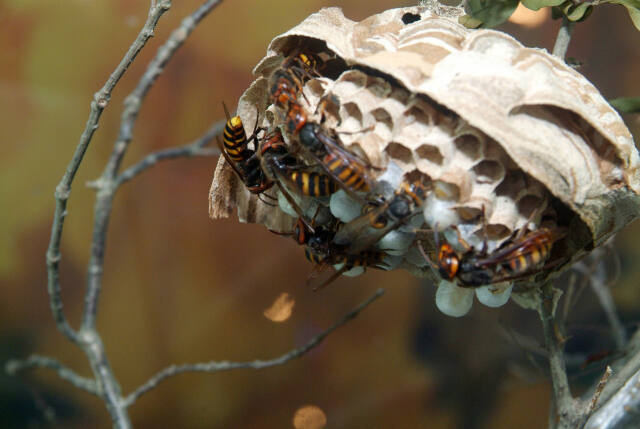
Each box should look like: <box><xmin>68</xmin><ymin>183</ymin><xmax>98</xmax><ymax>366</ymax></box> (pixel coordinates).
<box><xmin>316</xmin><ymin>94</ymin><xmax>340</xmax><ymax>123</ymax></box>
<box><xmin>495</xmin><ymin>171</ymin><xmax>527</xmax><ymax>199</ymax></box>
<box><xmin>403</xmin><ymin>106</ymin><xmax>431</xmax><ymax>125</ymax></box>
<box><xmin>371</xmin><ymin>107</ymin><xmax>393</xmax><ymax>132</ymax></box>
<box><xmin>473</xmin><ymin>160</ymin><xmax>505</xmax><ymax>184</ymax></box>
<box><xmin>339</xmin><ymin>70</ymin><xmax>368</xmax><ymax>88</ymax></box>
<box><xmin>456</xmin><ymin>206</ymin><xmax>482</xmax><ymax>222</ymax></box>
<box><xmin>304</xmin><ymin>79</ymin><xmax>326</xmax><ymax>99</ymax></box>
<box><xmin>517</xmin><ymin>195</ymin><xmax>543</xmax><ymax>219</ymax></box>
<box><xmin>485</xmin><ymin>224</ymin><xmax>511</xmax><ymax>241</ymax></box>
<box><xmin>401</xmin><ymin>12</ymin><xmax>421</xmax><ymax>25</ymax></box>
<box><xmin>454</xmin><ymin>134</ymin><xmax>483</xmax><ymax>160</ymax></box>
<box><xmin>342</xmin><ymin>102</ymin><xmax>363</xmax><ymax>125</ymax></box>
<box><xmin>390</xmin><ymin>88</ymin><xmax>410</xmax><ymax>105</ymax></box>
<box><xmin>366</xmin><ymin>77</ymin><xmax>391</xmax><ymax>97</ymax></box>
<box><xmin>415</xmin><ymin>144</ymin><xmax>443</xmax><ymax>165</ymax></box>
<box><xmin>385</xmin><ymin>142</ymin><xmax>412</xmax><ymax>164</ymax></box>
<box><xmin>405</xmin><ymin>169</ymin><xmax>432</xmax><ymax>186</ymax></box>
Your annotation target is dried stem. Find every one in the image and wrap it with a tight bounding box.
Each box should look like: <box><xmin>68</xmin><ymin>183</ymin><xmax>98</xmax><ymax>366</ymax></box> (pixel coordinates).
<box><xmin>5</xmin><ymin>355</ymin><xmax>99</xmax><ymax>397</ymax></box>
<box><xmin>552</xmin><ymin>17</ymin><xmax>576</xmax><ymax>60</ymax></box>
<box><xmin>9</xmin><ymin>1</ymin><xmax>386</xmax><ymax>427</ymax></box>
<box><xmin>15</xmin><ymin>1</ymin><xmax>226</xmax><ymax>428</ymax></box>
<box><xmin>588</xmin><ymin>366</ymin><xmax>612</xmax><ymax>414</ymax></box>
<box><xmin>585</xmin><ymin>366</ymin><xmax>640</xmax><ymax>429</ymax></box>
<box><xmin>46</xmin><ymin>0</ymin><xmax>172</xmax><ymax>347</ymax></box>
<box><xmin>584</xmin><ymin>330</ymin><xmax>640</xmax><ymax>429</ymax></box>
<box><xmin>115</xmin><ymin>119</ymin><xmax>224</xmax><ymax>186</ymax></box>
<box><xmin>123</xmin><ymin>288</ymin><xmax>385</xmax><ymax>407</ymax></box>
<box><xmin>537</xmin><ymin>282</ymin><xmax>577</xmax><ymax>427</ymax></box>
<box><xmin>83</xmin><ymin>0</ymin><xmax>224</xmax><ymax>331</ymax></box>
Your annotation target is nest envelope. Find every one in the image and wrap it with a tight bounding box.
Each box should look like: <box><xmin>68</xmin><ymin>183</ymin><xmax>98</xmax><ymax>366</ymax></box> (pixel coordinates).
<box><xmin>209</xmin><ymin>5</ymin><xmax>640</xmax><ymax>312</ymax></box>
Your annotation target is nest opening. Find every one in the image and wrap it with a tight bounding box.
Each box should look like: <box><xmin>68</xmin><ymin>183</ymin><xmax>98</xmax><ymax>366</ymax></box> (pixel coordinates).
<box><xmin>454</xmin><ymin>134</ymin><xmax>483</xmax><ymax>161</ymax></box>
<box><xmin>401</xmin><ymin>12</ymin><xmax>421</xmax><ymax>25</ymax></box>
<box><xmin>473</xmin><ymin>160</ymin><xmax>505</xmax><ymax>184</ymax></box>
<box><xmin>415</xmin><ymin>143</ymin><xmax>444</xmax><ymax>165</ymax></box>
<box><xmin>385</xmin><ymin>142</ymin><xmax>413</xmax><ymax>165</ymax></box>
<box><xmin>517</xmin><ymin>195</ymin><xmax>543</xmax><ymax>220</ymax></box>
<box><xmin>341</xmin><ymin>102</ymin><xmax>364</xmax><ymax>128</ymax></box>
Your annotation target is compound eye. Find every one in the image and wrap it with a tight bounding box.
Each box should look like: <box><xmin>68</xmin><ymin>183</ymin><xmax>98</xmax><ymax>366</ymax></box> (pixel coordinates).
<box><xmin>389</xmin><ymin>199</ymin><xmax>410</xmax><ymax>219</ymax></box>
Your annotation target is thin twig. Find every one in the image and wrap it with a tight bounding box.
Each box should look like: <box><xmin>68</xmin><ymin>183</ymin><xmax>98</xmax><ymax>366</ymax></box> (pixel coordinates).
<box><xmin>115</xmin><ymin>119</ymin><xmax>224</xmax><ymax>186</ymax></box>
<box><xmin>552</xmin><ymin>17</ymin><xmax>576</xmax><ymax>60</ymax></box>
<box><xmin>24</xmin><ymin>1</ymin><xmax>226</xmax><ymax>428</ymax></box>
<box><xmin>6</xmin><ymin>355</ymin><xmax>99</xmax><ymax>397</ymax></box>
<box><xmin>123</xmin><ymin>288</ymin><xmax>385</xmax><ymax>407</ymax></box>
<box><xmin>76</xmin><ymin>2</ymin><xmax>225</xmax><ymax>427</ymax></box>
<box><xmin>82</xmin><ymin>0</ymin><xmax>224</xmax><ymax>332</ymax></box>
<box><xmin>585</xmin><ymin>366</ymin><xmax>640</xmax><ymax>429</ymax></box>
<box><xmin>537</xmin><ymin>282</ymin><xmax>586</xmax><ymax>428</ymax></box>
<box><xmin>45</xmin><ymin>0</ymin><xmax>172</xmax><ymax>347</ymax></box>
<box><xmin>591</xmin><ymin>332</ymin><xmax>640</xmax><ymax>412</ymax></box>
<box><xmin>102</xmin><ymin>0</ymin><xmax>225</xmax><ymax>182</ymax></box>
<box><xmin>588</xmin><ymin>366</ymin><xmax>612</xmax><ymax>414</ymax></box>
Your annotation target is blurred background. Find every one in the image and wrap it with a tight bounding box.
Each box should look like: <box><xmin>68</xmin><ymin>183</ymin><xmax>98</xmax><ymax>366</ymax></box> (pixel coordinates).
<box><xmin>1</xmin><ymin>1</ymin><xmax>639</xmax><ymax>428</ymax></box>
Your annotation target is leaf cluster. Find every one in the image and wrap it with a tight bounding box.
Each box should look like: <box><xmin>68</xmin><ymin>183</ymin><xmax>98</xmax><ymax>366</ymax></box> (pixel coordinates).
<box><xmin>459</xmin><ymin>0</ymin><xmax>640</xmax><ymax>30</ymax></box>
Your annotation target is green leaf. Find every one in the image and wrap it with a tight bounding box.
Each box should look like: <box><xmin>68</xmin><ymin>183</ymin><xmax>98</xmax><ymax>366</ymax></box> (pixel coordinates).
<box><xmin>599</xmin><ymin>0</ymin><xmax>640</xmax><ymax>31</ymax></box>
<box><xmin>628</xmin><ymin>5</ymin><xmax>640</xmax><ymax>30</ymax></box>
<box><xmin>521</xmin><ymin>0</ymin><xmax>565</xmax><ymax>11</ymax></box>
<box><xmin>563</xmin><ymin>2</ymin><xmax>593</xmax><ymax>21</ymax></box>
<box><xmin>458</xmin><ymin>15</ymin><xmax>484</xmax><ymax>29</ymax></box>
<box><xmin>610</xmin><ymin>97</ymin><xmax>640</xmax><ymax>113</ymax></box>
<box><xmin>464</xmin><ymin>0</ymin><xmax>520</xmax><ymax>27</ymax></box>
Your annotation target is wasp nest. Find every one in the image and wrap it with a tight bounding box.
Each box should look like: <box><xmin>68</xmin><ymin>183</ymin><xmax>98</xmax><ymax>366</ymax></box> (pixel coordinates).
<box><xmin>209</xmin><ymin>6</ymin><xmax>640</xmax><ymax>316</ymax></box>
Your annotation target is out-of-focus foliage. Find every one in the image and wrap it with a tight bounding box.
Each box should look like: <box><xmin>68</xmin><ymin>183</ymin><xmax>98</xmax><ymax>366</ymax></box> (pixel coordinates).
<box><xmin>610</xmin><ymin>97</ymin><xmax>640</xmax><ymax>113</ymax></box>
<box><xmin>463</xmin><ymin>0</ymin><xmax>519</xmax><ymax>27</ymax></box>
<box><xmin>1</xmin><ymin>1</ymin><xmax>639</xmax><ymax>428</ymax></box>
<box><xmin>521</xmin><ymin>0</ymin><xmax>565</xmax><ymax>11</ymax></box>
<box><xmin>462</xmin><ymin>0</ymin><xmax>639</xmax><ymax>28</ymax></box>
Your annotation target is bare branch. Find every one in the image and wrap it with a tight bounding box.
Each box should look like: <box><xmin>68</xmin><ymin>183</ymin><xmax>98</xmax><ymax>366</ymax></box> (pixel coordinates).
<box><xmin>123</xmin><ymin>288</ymin><xmax>385</xmax><ymax>407</ymax></box>
<box><xmin>102</xmin><ymin>0</ymin><xmax>225</xmax><ymax>182</ymax></box>
<box><xmin>71</xmin><ymin>2</ymin><xmax>225</xmax><ymax>427</ymax></box>
<box><xmin>6</xmin><ymin>355</ymin><xmax>98</xmax><ymax>397</ymax></box>
<box><xmin>82</xmin><ymin>0</ymin><xmax>225</xmax><ymax>333</ymax></box>
<box><xmin>552</xmin><ymin>17</ymin><xmax>576</xmax><ymax>60</ymax></box>
<box><xmin>536</xmin><ymin>282</ymin><xmax>594</xmax><ymax>429</ymax></box>
<box><xmin>590</xmin><ymin>330</ymin><xmax>640</xmax><ymax>412</ymax></box>
<box><xmin>115</xmin><ymin>119</ymin><xmax>224</xmax><ymax>186</ymax></box>
<box><xmin>585</xmin><ymin>366</ymin><xmax>640</xmax><ymax>429</ymax></box>
<box><xmin>46</xmin><ymin>0</ymin><xmax>172</xmax><ymax>346</ymax></box>
<box><xmin>537</xmin><ymin>283</ymin><xmax>576</xmax><ymax>426</ymax></box>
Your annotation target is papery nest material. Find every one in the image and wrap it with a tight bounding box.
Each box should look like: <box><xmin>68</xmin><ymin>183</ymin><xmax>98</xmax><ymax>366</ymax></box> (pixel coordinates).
<box><xmin>210</xmin><ymin>5</ymin><xmax>640</xmax><ymax>278</ymax></box>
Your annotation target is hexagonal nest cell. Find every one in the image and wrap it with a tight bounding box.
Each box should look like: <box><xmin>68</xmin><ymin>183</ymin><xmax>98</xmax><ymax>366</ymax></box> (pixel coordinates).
<box><xmin>209</xmin><ymin>6</ymin><xmax>640</xmax><ymax>314</ymax></box>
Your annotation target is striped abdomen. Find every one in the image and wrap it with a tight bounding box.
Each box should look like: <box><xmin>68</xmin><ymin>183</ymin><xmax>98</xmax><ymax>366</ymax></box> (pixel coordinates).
<box><xmin>222</xmin><ymin>116</ymin><xmax>251</xmax><ymax>163</ymax></box>
<box><xmin>502</xmin><ymin>232</ymin><xmax>554</xmax><ymax>275</ymax></box>
<box><xmin>323</xmin><ymin>150</ymin><xmax>370</xmax><ymax>192</ymax></box>
<box><xmin>289</xmin><ymin>171</ymin><xmax>338</xmax><ymax>197</ymax></box>
<box><xmin>304</xmin><ymin>247</ymin><xmax>326</xmax><ymax>265</ymax></box>
<box><xmin>333</xmin><ymin>251</ymin><xmax>386</xmax><ymax>269</ymax></box>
